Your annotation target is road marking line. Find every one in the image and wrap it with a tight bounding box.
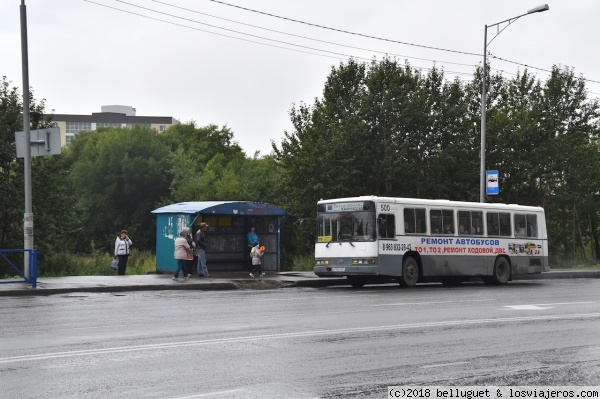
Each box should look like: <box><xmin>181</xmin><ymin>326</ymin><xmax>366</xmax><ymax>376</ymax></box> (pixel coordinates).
<box><xmin>505</xmin><ymin>305</ymin><xmax>553</xmax><ymax>310</ymax></box>
<box><xmin>533</xmin><ymin>302</ymin><xmax>594</xmax><ymax>306</ymax></box>
<box><xmin>170</xmin><ymin>389</ymin><xmax>246</xmax><ymax>398</ymax></box>
<box><xmin>372</xmin><ymin>301</ymin><xmax>454</xmax><ymax>306</ymax></box>
<box><xmin>2</xmin><ymin>312</ymin><xmax>599</xmax><ymax>365</ymax></box>
<box><xmin>372</xmin><ymin>299</ymin><xmax>495</xmax><ymax>307</ymax></box>
<box><xmin>253</xmin><ymin>294</ymin><xmax>381</xmax><ymax>301</ymax></box>
<box><xmin>421</xmin><ymin>361</ymin><xmax>469</xmax><ymax>369</ymax></box>
<box><xmin>504</xmin><ymin>302</ymin><xmax>594</xmax><ymax>310</ymax></box>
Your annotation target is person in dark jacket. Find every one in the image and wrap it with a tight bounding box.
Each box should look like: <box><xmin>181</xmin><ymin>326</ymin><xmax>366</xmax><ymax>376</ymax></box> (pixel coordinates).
<box><xmin>195</xmin><ymin>222</ymin><xmax>210</xmax><ymax>277</ymax></box>
<box><xmin>182</xmin><ymin>226</ymin><xmax>194</xmax><ymax>278</ymax></box>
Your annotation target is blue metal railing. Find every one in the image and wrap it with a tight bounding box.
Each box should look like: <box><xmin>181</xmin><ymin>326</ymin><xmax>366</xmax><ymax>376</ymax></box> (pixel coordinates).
<box><xmin>0</xmin><ymin>249</ymin><xmax>38</xmax><ymax>288</ymax></box>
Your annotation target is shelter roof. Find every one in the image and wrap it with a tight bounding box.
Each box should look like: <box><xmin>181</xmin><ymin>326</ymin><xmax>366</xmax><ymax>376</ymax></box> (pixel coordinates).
<box><xmin>151</xmin><ymin>201</ymin><xmax>289</xmax><ymax>216</ymax></box>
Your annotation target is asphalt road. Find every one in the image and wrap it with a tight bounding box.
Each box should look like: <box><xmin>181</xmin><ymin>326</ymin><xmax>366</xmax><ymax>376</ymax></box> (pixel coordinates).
<box><xmin>1</xmin><ymin>279</ymin><xmax>599</xmax><ymax>399</ymax></box>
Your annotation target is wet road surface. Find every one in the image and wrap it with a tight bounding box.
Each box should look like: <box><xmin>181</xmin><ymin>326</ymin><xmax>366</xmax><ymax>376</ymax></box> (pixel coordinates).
<box><xmin>1</xmin><ymin>279</ymin><xmax>599</xmax><ymax>398</ymax></box>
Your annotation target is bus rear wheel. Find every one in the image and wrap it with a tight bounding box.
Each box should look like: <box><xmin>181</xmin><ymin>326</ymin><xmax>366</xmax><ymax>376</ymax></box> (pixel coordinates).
<box><xmin>347</xmin><ymin>276</ymin><xmax>366</xmax><ymax>288</ymax></box>
<box><xmin>399</xmin><ymin>256</ymin><xmax>419</xmax><ymax>287</ymax></box>
<box><xmin>483</xmin><ymin>257</ymin><xmax>511</xmax><ymax>285</ymax></box>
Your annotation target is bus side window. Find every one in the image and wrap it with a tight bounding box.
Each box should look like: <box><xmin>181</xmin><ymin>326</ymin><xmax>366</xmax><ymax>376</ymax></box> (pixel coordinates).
<box><xmin>404</xmin><ymin>208</ymin><xmax>425</xmax><ymax>234</ymax></box>
<box><xmin>526</xmin><ymin>214</ymin><xmax>538</xmax><ymax>238</ymax></box>
<box><xmin>471</xmin><ymin>211</ymin><xmax>483</xmax><ymax>235</ymax></box>
<box><xmin>486</xmin><ymin>212</ymin><xmax>499</xmax><ymax>236</ymax></box>
<box><xmin>378</xmin><ymin>214</ymin><xmax>395</xmax><ymax>239</ymax></box>
<box><xmin>459</xmin><ymin>210</ymin><xmax>483</xmax><ymax>235</ymax></box>
<box><xmin>404</xmin><ymin>209</ymin><xmax>414</xmax><ymax>233</ymax></box>
<box><xmin>430</xmin><ymin>210</ymin><xmax>442</xmax><ymax>235</ymax></box>
<box><xmin>415</xmin><ymin>208</ymin><xmax>426</xmax><ymax>234</ymax></box>
<box><xmin>498</xmin><ymin>212</ymin><xmax>511</xmax><ymax>236</ymax></box>
<box><xmin>514</xmin><ymin>214</ymin><xmax>527</xmax><ymax>237</ymax></box>
<box><xmin>431</xmin><ymin>209</ymin><xmax>454</xmax><ymax>235</ymax></box>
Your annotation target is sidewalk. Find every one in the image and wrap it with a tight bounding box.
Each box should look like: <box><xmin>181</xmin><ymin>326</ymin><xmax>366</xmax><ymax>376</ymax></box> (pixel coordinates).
<box><xmin>0</xmin><ymin>269</ymin><xmax>599</xmax><ymax>297</ymax></box>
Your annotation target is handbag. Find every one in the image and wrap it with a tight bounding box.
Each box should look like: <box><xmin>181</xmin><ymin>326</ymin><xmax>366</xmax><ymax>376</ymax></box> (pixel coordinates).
<box><xmin>186</xmin><ymin>249</ymin><xmax>193</xmax><ymax>260</ymax></box>
<box><xmin>110</xmin><ymin>258</ymin><xmax>118</xmax><ymax>270</ymax></box>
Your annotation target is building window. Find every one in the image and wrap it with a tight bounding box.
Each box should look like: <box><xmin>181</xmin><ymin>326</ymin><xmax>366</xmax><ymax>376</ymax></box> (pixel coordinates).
<box><xmin>125</xmin><ymin>123</ymin><xmax>151</xmax><ymax>129</ymax></box>
<box><xmin>66</xmin><ymin>122</ymin><xmax>92</xmax><ymax>136</ymax></box>
<box><xmin>96</xmin><ymin>122</ymin><xmax>120</xmax><ymax>128</ymax></box>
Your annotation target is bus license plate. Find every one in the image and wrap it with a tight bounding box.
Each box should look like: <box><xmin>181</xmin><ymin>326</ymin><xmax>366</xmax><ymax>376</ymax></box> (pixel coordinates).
<box><xmin>332</xmin><ymin>267</ymin><xmax>345</xmax><ymax>272</ymax></box>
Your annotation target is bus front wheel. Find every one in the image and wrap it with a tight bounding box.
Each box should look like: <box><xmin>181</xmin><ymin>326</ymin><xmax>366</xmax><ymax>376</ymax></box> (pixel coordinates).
<box><xmin>399</xmin><ymin>256</ymin><xmax>419</xmax><ymax>287</ymax></box>
<box><xmin>484</xmin><ymin>257</ymin><xmax>511</xmax><ymax>285</ymax></box>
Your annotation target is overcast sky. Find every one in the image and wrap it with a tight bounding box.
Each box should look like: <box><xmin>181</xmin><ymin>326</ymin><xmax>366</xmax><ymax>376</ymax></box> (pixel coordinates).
<box><xmin>2</xmin><ymin>0</ymin><xmax>599</xmax><ymax>156</ymax></box>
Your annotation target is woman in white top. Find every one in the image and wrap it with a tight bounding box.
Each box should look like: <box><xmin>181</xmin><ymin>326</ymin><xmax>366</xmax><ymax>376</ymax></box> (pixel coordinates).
<box><xmin>114</xmin><ymin>229</ymin><xmax>132</xmax><ymax>275</ymax></box>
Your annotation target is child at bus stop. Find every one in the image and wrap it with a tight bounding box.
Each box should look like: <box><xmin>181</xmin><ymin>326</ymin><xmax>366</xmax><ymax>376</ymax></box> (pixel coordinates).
<box><xmin>249</xmin><ymin>244</ymin><xmax>265</xmax><ymax>278</ymax></box>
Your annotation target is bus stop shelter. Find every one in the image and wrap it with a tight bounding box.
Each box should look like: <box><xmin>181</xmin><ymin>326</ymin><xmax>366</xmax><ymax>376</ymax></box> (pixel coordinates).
<box><xmin>151</xmin><ymin>201</ymin><xmax>289</xmax><ymax>273</ymax></box>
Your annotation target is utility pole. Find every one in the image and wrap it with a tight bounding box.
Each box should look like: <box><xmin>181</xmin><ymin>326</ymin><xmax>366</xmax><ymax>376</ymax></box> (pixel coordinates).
<box><xmin>20</xmin><ymin>0</ymin><xmax>33</xmax><ymax>278</ymax></box>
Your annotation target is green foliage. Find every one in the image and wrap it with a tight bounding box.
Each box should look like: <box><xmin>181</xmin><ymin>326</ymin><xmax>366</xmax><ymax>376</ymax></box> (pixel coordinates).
<box><xmin>39</xmin><ymin>250</ymin><xmax>156</xmax><ymax>277</ymax></box>
<box><xmin>292</xmin><ymin>254</ymin><xmax>315</xmax><ymax>272</ymax></box>
<box><xmin>0</xmin><ymin>77</ymin><xmax>51</xmax><ymax>254</ymax></box>
<box><xmin>280</xmin><ymin>253</ymin><xmax>315</xmax><ymax>272</ymax></box>
<box><xmin>31</xmin><ymin>155</ymin><xmax>79</xmax><ymax>255</ymax></box>
<box><xmin>167</xmin><ymin>147</ymin><xmax>202</xmax><ymax>203</ymax></box>
<box><xmin>0</xmin><ymin>77</ymin><xmax>66</xmax><ymax>276</ymax></box>
<box><xmin>63</xmin><ymin>126</ymin><xmax>172</xmax><ymax>252</ymax></box>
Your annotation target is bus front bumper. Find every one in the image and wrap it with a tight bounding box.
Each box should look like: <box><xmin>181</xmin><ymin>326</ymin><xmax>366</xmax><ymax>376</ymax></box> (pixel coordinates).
<box><xmin>314</xmin><ymin>265</ymin><xmax>378</xmax><ymax>277</ymax></box>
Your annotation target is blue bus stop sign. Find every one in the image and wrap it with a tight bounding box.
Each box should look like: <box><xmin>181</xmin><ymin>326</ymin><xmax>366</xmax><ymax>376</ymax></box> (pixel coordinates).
<box><xmin>486</xmin><ymin>170</ymin><xmax>499</xmax><ymax>195</ymax></box>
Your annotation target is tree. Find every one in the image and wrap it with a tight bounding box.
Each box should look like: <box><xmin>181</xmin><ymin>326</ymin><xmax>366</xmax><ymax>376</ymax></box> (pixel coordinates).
<box><xmin>535</xmin><ymin>67</ymin><xmax>600</xmax><ymax>262</ymax></box>
<box><xmin>0</xmin><ymin>76</ymin><xmax>51</xmax><ymax>249</ymax></box>
<box><xmin>0</xmin><ymin>76</ymin><xmax>77</xmax><ymax>277</ymax></box>
<box><xmin>0</xmin><ymin>76</ymin><xmax>23</xmax><ymax>251</ymax></box>
<box><xmin>64</xmin><ymin>126</ymin><xmax>172</xmax><ymax>251</ymax></box>
<box><xmin>274</xmin><ymin>59</ymin><xmax>369</xmax><ymax>224</ymax></box>
<box><xmin>159</xmin><ymin>122</ymin><xmax>243</xmax><ymax>168</ymax></box>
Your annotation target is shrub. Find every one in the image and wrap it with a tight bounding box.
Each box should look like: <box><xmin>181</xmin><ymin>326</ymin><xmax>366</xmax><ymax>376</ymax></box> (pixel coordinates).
<box><xmin>38</xmin><ymin>250</ymin><xmax>155</xmax><ymax>276</ymax></box>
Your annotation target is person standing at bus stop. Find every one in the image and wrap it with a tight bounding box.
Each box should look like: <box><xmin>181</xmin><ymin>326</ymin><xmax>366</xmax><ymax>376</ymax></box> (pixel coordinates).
<box><xmin>183</xmin><ymin>226</ymin><xmax>194</xmax><ymax>278</ymax></box>
<box><xmin>173</xmin><ymin>230</ymin><xmax>190</xmax><ymax>281</ymax></box>
<box><xmin>114</xmin><ymin>229</ymin><xmax>132</xmax><ymax>275</ymax></box>
<box><xmin>195</xmin><ymin>222</ymin><xmax>211</xmax><ymax>277</ymax></box>
<box><xmin>246</xmin><ymin>225</ymin><xmax>259</xmax><ymax>270</ymax></box>
<box><xmin>249</xmin><ymin>244</ymin><xmax>265</xmax><ymax>278</ymax></box>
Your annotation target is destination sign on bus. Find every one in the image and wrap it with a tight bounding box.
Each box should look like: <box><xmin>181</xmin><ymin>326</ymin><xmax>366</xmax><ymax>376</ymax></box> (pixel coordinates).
<box><xmin>325</xmin><ymin>202</ymin><xmax>364</xmax><ymax>212</ymax></box>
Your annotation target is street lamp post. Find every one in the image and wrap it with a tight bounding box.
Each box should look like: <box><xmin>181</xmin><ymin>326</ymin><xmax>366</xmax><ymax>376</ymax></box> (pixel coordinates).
<box><xmin>20</xmin><ymin>0</ymin><xmax>33</xmax><ymax>278</ymax></box>
<box><xmin>479</xmin><ymin>4</ymin><xmax>549</xmax><ymax>203</ymax></box>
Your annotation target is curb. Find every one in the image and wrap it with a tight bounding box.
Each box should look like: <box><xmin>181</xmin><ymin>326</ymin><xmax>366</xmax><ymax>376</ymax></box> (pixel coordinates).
<box><xmin>0</xmin><ymin>281</ymin><xmax>241</xmax><ymax>297</ymax></box>
<box><xmin>513</xmin><ymin>270</ymin><xmax>600</xmax><ymax>280</ymax></box>
<box><xmin>1</xmin><ymin>270</ymin><xmax>598</xmax><ymax>297</ymax></box>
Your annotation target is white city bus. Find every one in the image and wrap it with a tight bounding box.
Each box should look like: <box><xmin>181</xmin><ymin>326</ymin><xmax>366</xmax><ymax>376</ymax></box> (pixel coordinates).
<box><xmin>314</xmin><ymin>196</ymin><xmax>548</xmax><ymax>288</ymax></box>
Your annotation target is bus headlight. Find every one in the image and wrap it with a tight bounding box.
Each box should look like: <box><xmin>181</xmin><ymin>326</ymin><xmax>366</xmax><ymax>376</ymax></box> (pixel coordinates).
<box><xmin>352</xmin><ymin>259</ymin><xmax>376</xmax><ymax>265</ymax></box>
<box><xmin>315</xmin><ymin>259</ymin><xmax>329</xmax><ymax>266</ymax></box>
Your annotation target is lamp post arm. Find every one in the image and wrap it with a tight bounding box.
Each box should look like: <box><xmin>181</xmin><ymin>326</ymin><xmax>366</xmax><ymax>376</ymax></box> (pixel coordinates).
<box><xmin>486</xmin><ymin>14</ymin><xmax>524</xmax><ymax>47</ymax></box>
<box><xmin>486</xmin><ymin>4</ymin><xmax>549</xmax><ymax>48</ymax></box>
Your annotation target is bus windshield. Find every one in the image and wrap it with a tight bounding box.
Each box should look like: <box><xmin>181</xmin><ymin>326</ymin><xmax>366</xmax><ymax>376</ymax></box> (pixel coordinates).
<box><xmin>316</xmin><ymin>201</ymin><xmax>376</xmax><ymax>242</ymax></box>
